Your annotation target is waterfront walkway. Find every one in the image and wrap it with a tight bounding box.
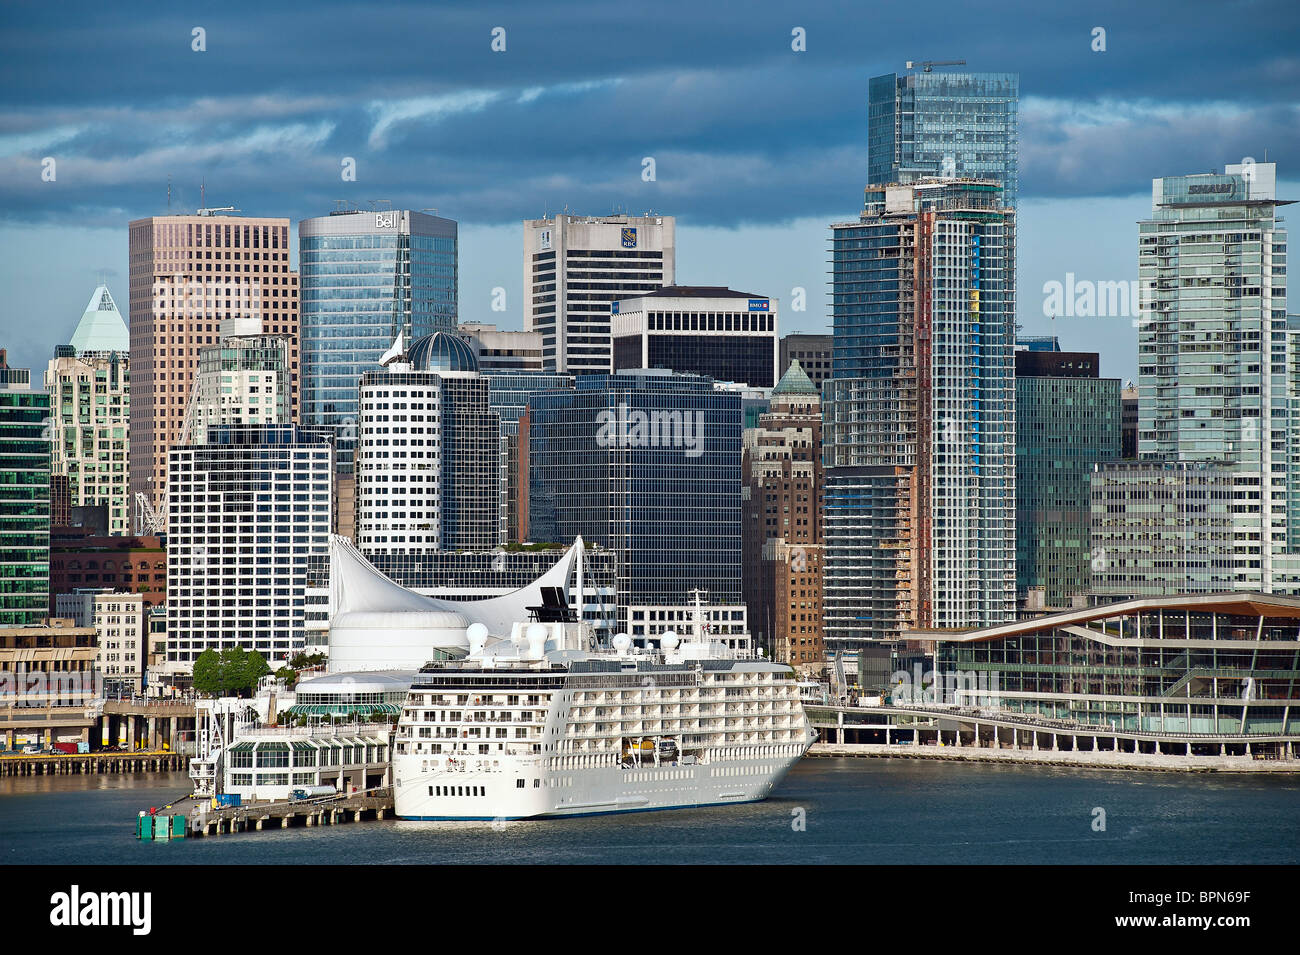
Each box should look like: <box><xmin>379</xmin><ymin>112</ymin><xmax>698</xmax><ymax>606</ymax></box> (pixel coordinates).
<box><xmin>807</xmin><ymin>704</ymin><xmax>1299</xmax><ymax>773</ymax></box>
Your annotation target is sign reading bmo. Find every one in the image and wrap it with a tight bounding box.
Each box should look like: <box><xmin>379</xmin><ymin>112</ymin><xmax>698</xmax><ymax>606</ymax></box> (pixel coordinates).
<box><xmin>375</xmin><ymin>212</ymin><xmax>401</xmax><ymax>229</ymax></box>
<box><xmin>621</xmin><ymin>227</ymin><xmax>637</xmax><ymax>248</ymax></box>
<box><xmin>748</xmin><ymin>299</ymin><xmax>770</xmax><ymax>312</ymax></box>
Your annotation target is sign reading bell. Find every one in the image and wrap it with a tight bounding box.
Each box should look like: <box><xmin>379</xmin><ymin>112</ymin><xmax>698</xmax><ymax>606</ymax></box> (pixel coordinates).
<box><xmin>376</xmin><ymin>212</ymin><xmax>400</xmax><ymax>229</ymax></box>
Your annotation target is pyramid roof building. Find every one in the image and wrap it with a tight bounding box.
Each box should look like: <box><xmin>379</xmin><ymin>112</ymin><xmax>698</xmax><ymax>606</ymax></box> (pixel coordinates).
<box><xmin>69</xmin><ymin>286</ymin><xmax>129</xmax><ymax>355</ymax></box>
<box><xmin>771</xmin><ymin>358</ymin><xmax>818</xmax><ymax>397</ymax></box>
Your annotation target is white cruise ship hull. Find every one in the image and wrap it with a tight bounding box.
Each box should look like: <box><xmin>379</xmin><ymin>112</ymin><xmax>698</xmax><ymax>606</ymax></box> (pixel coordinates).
<box><xmin>394</xmin><ymin>747</ymin><xmax>808</xmax><ymax>820</ymax></box>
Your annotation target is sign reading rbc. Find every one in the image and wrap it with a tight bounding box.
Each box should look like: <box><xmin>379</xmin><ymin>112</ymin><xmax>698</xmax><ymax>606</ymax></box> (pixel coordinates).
<box><xmin>621</xmin><ymin>227</ymin><xmax>637</xmax><ymax>248</ymax></box>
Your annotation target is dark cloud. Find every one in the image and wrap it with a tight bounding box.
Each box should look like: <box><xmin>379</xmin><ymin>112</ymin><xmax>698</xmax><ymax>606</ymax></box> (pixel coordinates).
<box><xmin>0</xmin><ymin>0</ymin><xmax>1296</xmax><ymax>229</ymax></box>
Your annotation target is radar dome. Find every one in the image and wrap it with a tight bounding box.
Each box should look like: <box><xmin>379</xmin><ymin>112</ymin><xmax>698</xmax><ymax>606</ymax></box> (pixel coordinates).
<box><xmin>466</xmin><ymin>622</ymin><xmax>489</xmax><ymax>654</ymax></box>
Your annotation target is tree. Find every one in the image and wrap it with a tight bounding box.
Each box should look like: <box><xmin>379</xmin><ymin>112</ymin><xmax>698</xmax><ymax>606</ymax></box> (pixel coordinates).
<box><xmin>192</xmin><ymin>649</ymin><xmax>222</xmax><ymax>696</ymax></box>
<box><xmin>275</xmin><ymin>666</ymin><xmax>299</xmax><ymax>690</ymax></box>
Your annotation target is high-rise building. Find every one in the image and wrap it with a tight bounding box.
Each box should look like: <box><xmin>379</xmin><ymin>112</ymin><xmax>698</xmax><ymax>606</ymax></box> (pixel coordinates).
<box><xmin>1014</xmin><ymin>350</ymin><xmax>1120</xmax><ymax>608</ymax></box>
<box><xmin>94</xmin><ymin>591</ymin><xmax>146</xmax><ymax>696</ymax></box>
<box><xmin>457</xmin><ymin>324</ymin><xmax>543</xmax><ymax>371</ymax></box>
<box><xmin>1132</xmin><ymin>162</ymin><xmax>1295</xmax><ymax>592</ymax></box>
<box><xmin>611</xmin><ymin>286</ymin><xmax>779</xmax><ymax>388</ymax></box>
<box><xmin>522</xmin><ymin>214</ymin><xmax>675</xmax><ymax>374</ymax></box>
<box><xmin>1121</xmin><ymin>381</ymin><xmax>1139</xmax><ymax>459</ymax></box>
<box><xmin>824</xmin><ymin>179</ymin><xmax>1016</xmax><ymax>651</ymax></box>
<box><xmin>1090</xmin><ymin>461</ymin><xmax>1236</xmax><ymax>597</ymax></box>
<box><xmin>355</xmin><ymin>332</ymin><xmax>500</xmax><ymax>574</ymax></box>
<box><xmin>299</xmin><ymin>209</ymin><xmax>458</xmax><ymax>469</ymax></box>
<box><xmin>46</xmin><ymin>287</ymin><xmax>130</xmax><ymax>534</ymax></box>
<box><xmin>743</xmin><ymin>361</ymin><xmax>824</xmax><ymax>673</ymax></box>
<box><xmin>166</xmin><ymin>425</ymin><xmax>332</xmax><ymax>669</ymax></box>
<box><xmin>867</xmin><ymin>66</ymin><xmax>1020</xmax><ymax>207</ymax></box>
<box><xmin>484</xmin><ymin>370</ymin><xmax>574</xmax><ymax>543</ymax></box>
<box><xmin>186</xmin><ymin>334</ymin><xmax>293</xmax><ymax>444</ymax></box>
<box><xmin>779</xmin><ymin>333</ymin><xmax>833</xmax><ymax>392</ymax></box>
<box><xmin>128</xmin><ymin>213</ymin><xmax>299</xmax><ymax>531</ymax></box>
<box><xmin>526</xmin><ymin>370</ymin><xmax>742</xmax><ymax>630</ymax></box>
<box><xmin>0</xmin><ymin>351</ymin><xmax>50</xmax><ymax>626</ymax></box>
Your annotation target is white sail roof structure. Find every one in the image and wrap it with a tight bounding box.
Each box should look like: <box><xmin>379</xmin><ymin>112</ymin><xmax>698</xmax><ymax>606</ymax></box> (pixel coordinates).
<box><xmin>328</xmin><ymin>534</ymin><xmax>586</xmax><ymax>641</ymax></box>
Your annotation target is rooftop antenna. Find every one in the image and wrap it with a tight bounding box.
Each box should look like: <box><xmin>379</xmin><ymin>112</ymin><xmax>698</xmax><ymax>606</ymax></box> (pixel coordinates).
<box><xmin>167</xmin><ymin>175</ymin><xmax>171</xmax><ymax>211</ymax></box>
<box><xmin>906</xmin><ymin>59</ymin><xmax>966</xmax><ymax>72</ymax></box>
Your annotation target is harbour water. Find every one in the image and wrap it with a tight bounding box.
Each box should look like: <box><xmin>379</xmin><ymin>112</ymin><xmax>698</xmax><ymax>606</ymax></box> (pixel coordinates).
<box><xmin>2</xmin><ymin>759</ymin><xmax>1297</xmax><ymax>865</ymax></box>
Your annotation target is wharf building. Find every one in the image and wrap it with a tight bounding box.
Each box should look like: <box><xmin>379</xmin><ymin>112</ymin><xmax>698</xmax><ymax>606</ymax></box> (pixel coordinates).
<box><xmin>223</xmin><ymin>723</ymin><xmax>392</xmax><ymax>803</ymax></box>
<box><xmin>165</xmin><ymin>425</ymin><xmax>333</xmax><ymax>672</ymax></box>
<box><xmin>868</xmin><ymin>65</ymin><xmax>1020</xmax><ymax>208</ymax></box>
<box><xmin>743</xmin><ymin>361</ymin><xmax>825</xmax><ymax>673</ymax></box>
<box><xmin>45</xmin><ymin>287</ymin><xmax>130</xmax><ymax>534</ymax></box>
<box><xmin>779</xmin><ymin>333</ymin><xmax>833</xmax><ymax>393</ymax></box>
<box><xmin>931</xmin><ymin>592</ymin><xmax>1300</xmax><ymax>741</ymax></box>
<box><xmin>525</xmin><ymin>369</ymin><xmax>744</xmax><ymax>635</ymax></box>
<box><xmin>1014</xmin><ymin>350</ymin><xmax>1121</xmax><ymax>610</ymax></box>
<box><xmin>611</xmin><ymin>286</ymin><xmax>779</xmax><ymax>389</ymax></box>
<box><xmin>0</xmin><ymin>618</ymin><xmax>98</xmax><ymax>748</ymax></box>
<box><xmin>823</xmin><ymin>179</ymin><xmax>1017</xmax><ymax>655</ymax></box>
<box><xmin>1096</xmin><ymin>162</ymin><xmax>1298</xmax><ymax>595</ymax></box>
<box><xmin>522</xmin><ymin>213</ymin><xmax>674</xmax><ymax>374</ymax></box>
<box><xmin>128</xmin><ymin>212</ymin><xmax>299</xmax><ymax>532</ymax></box>
<box><xmin>299</xmin><ymin>208</ymin><xmax>458</xmax><ymax>536</ymax></box>
<box><xmin>0</xmin><ymin>351</ymin><xmax>51</xmax><ymax>626</ymax></box>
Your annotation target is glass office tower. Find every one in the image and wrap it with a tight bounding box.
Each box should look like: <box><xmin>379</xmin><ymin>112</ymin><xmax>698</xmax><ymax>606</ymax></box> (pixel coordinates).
<box><xmin>0</xmin><ymin>353</ymin><xmax>50</xmax><ymax>626</ymax></box>
<box><xmin>868</xmin><ymin>68</ymin><xmax>1019</xmax><ymax>208</ymax></box>
<box><xmin>1014</xmin><ymin>350</ymin><xmax>1121</xmax><ymax>607</ymax></box>
<box><xmin>299</xmin><ymin>209</ymin><xmax>458</xmax><ymax>468</ymax></box>
<box><xmin>526</xmin><ymin>370</ymin><xmax>742</xmax><ymax>623</ymax></box>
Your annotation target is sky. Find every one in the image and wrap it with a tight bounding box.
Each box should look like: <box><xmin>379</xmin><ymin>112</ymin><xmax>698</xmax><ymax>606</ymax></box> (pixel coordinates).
<box><xmin>2</xmin><ymin>0</ymin><xmax>1298</xmax><ymax>384</ymax></box>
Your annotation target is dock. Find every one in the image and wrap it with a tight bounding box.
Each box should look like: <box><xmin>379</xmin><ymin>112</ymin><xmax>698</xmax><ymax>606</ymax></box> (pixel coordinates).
<box><xmin>147</xmin><ymin>787</ymin><xmax>395</xmax><ymax>839</ymax></box>
<box><xmin>1</xmin><ymin>749</ymin><xmax>186</xmax><ymax>777</ymax></box>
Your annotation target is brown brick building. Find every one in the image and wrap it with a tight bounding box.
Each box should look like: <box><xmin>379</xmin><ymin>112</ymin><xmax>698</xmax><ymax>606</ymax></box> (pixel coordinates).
<box><xmin>48</xmin><ymin>528</ymin><xmax>166</xmax><ymax>611</ymax></box>
<box><xmin>742</xmin><ymin>360</ymin><xmax>825</xmax><ymax>674</ymax></box>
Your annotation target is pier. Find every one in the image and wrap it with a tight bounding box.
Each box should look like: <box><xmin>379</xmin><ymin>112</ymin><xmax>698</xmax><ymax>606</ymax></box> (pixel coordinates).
<box><xmin>166</xmin><ymin>787</ymin><xmax>394</xmax><ymax>838</ymax></box>
<box><xmin>0</xmin><ymin>749</ymin><xmax>185</xmax><ymax>777</ymax></box>
<box><xmin>807</xmin><ymin>704</ymin><xmax>1300</xmax><ymax>773</ymax></box>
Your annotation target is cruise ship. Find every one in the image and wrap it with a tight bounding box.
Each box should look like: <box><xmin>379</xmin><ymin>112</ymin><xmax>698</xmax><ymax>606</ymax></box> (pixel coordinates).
<box><xmin>392</xmin><ymin>610</ymin><xmax>816</xmax><ymax>820</ymax></box>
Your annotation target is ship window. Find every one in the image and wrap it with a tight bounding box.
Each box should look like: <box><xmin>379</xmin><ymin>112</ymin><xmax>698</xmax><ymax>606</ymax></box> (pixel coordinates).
<box><xmin>516</xmin><ymin>779</ymin><xmax>525</xmax><ymax>788</ymax></box>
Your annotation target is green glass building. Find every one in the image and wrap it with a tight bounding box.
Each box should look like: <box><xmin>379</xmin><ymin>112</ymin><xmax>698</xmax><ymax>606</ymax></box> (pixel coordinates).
<box><xmin>1014</xmin><ymin>349</ymin><xmax>1120</xmax><ymax>606</ymax></box>
<box><xmin>0</xmin><ymin>352</ymin><xmax>51</xmax><ymax>625</ymax></box>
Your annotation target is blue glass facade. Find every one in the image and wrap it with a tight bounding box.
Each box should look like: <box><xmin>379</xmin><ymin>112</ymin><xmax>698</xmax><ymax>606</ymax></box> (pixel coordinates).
<box><xmin>527</xmin><ymin>371</ymin><xmax>742</xmax><ymax>618</ymax></box>
<box><xmin>868</xmin><ymin>70</ymin><xmax>1019</xmax><ymax>207</ymax></box>
<box><xmin>299</xmin><ymin>211</ymin><xmax>457</xmax><ymax>468</ymax></box>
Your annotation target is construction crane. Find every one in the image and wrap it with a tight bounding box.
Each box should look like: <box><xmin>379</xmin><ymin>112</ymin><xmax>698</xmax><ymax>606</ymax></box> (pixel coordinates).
<box><xmin>135</xmin><ymin>492</ymin><xmax>166</xmax><ymax>536</ymax></box>
<box><xmin>905</xmin><ymin>59</ymin><xmax>966</xmax><ymax>72</ymax></box>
